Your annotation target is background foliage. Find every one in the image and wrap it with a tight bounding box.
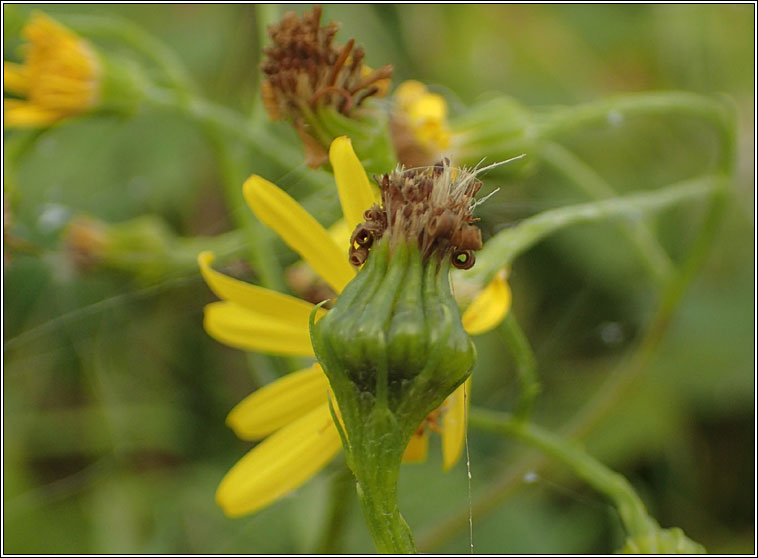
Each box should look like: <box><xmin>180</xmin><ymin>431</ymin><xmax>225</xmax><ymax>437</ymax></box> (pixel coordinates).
<box><xmin>3</xmin><ymin>3</ymin><xmax>754</xmax><ymax>553</ymax></box>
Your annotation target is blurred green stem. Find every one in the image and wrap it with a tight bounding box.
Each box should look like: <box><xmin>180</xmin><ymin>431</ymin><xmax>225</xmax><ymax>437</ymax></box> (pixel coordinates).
<box><xmin>316</xmin><ymin>462</ymin><xmax>355</xmax><ymax>554</ymax></box>
<box><xmin>565</xmin><ymin>183</ymin><xmax>728</xmax><ymax>439</ymax></box>
<box><xmin>468</xmin><ymin>407</ymin><xmax>657</xmax><ymax>538</ymax></box>
<box><xmin>65</xmin><ymin>15</ymin><xmax>196</xmax><ymax>97</ymax></box>
<box><xmin>204</xmin><ymin>129</ymin><xmax>285</xmax><ymax>291</ymax></box>
<box><xmin>498</xmin><ymin>313</ymin><xmax>540</xmax><ymax>420</ymax></box>
<box><xmin>87</xmin><ymin>14</ymin><xmax>306</xmax><ymax>372</ymax></box>
<box><xmin>468</xmin><ymin>174</ymin><xmax>724</xmax><ymax>288</ymax></box>
<box><xmin>144</xmin><ymin>86</ymin><xmax>306</xmax><ymax>174</ymax></box>
<box><xmin>536</xmin><ymin>91</ymin><xmax>736</xmax><ymax>172</ymax></box>
<box><xmin>142</xmin><ymin>86</ymin><xmax>333</xmax><ymax>201</ymax></box>
<box><xmin>66</xmin><ymin>14</ymin><xmax>291</xmax><ymax>290</ymax></box>
<box><xmin>249</xmin><ymin>4</ymin><xmax>280</xmax><ymax>126</ymax></box>
<box><xmin>205</xmin><ymin>120</ymin><xmax>302</xmax><ymax>376</ymax></box>
<box><xmin>417</xmin><ymin>180</ymin><xmax>730</xmax><ymax>553</ymax></box>
<box><xmin>539</xmin><ymin>142</ymin><xmax>674</xmax><ymax>284</ymax></box>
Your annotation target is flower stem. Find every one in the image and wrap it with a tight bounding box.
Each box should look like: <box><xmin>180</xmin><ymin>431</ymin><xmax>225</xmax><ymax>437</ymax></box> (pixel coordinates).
<box><xmin>467</xmin><ymin>173</ymin><xmax>725</xmax><ymax>288</ymax></box>
<box><xmin>349</xmin><ymin>410</ymin><xmax>417</xmax><ymax>554</ymax></box>
<box><xmin>564</xmin><ymin>183</ymin><xmax>728</xmax><ymax>440</ymax></box>
<box><xmin>204</xmin><ymin>128</ymin><xmax>286</xmax><ymax>291</ymax></box>
<box><xmin>416</xmin><ymin>180</ymin><xmax>729</xmax><ymax>553</ymax></box>
<box><xmin>142</xmin><ymin>85</ymin><xmax>332</xmax><ymax>190</ymax></box>
<box><xmin>355</xmin><ymin>465</ymin><xmax>417</xmax><ymax>554</ymax></box>
<box><xmin>65</xmin><ymin>14</ymin><xmax>197</xmax><ymax>96</ymax></box>
<box><xmin>535</xmin><ymin>91</ymin><xmax>736</xmax><ymax>170</ymax></box>
<box><xmin>538</xmin><ymin>141</ymin><xmax>674</xmax><ymax>284</ymax></box>
<box><xmin>316</xmin><ymin>461</ymin><xmax>355</xmax><ymax>554</ymax></box>
<box><xmin>497</xmin><ymin>313</ymin><xmax>540</xmax><ymax>420</ymax></box>
<box><xmin>467</xmin><ymin>407</ymin><xmax>657</xmax><ymax>538</ymax></box>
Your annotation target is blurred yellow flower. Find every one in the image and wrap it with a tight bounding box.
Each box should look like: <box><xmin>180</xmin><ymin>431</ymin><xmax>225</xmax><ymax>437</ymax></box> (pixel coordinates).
<box><xmin>199</xmin><ymin>136</ymin><xmax>511</xmax><ymax>517</ymax></box>
<box><xmin>390</xmin><ymin>80</ymin><xmax>453</xmax><ymax>167</ymax></box>
<box><xmin>3</xmin><ymin>12</ymin><xmax>100</xmax><ymax>127</ymax></box>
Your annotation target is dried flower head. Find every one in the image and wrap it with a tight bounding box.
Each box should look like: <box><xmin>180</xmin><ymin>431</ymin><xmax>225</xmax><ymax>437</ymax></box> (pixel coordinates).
<box><xmin>349</xmin><ymin>160</ymin><xmax>483</xmax><ymax>269</ymax></box>
<box><xmin>261</xmin><ymin>6</ymin><xmax>392</xmax><ymax>122</ymax></box>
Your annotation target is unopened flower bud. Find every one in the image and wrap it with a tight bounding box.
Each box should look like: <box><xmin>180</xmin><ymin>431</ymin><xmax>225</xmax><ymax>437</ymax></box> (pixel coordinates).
<box><xmin>309</xmin><ymin>160</ymin><xmax>484</xmax><ymax>552</ymax></box>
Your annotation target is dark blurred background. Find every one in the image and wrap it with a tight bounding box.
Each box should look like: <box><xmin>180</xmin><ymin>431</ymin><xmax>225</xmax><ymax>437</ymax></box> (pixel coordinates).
<box><xmin>3</xmin><ymin>4</ymin><xmax>754</xmax><ymax>553</ymax></box>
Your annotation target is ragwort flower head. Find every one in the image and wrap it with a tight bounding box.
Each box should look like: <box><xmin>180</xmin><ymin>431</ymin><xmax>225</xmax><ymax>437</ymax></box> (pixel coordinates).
<box><xmin>390</xmin><ymin>80</ymin><xmax>453</xmax><ymax>168</ymax></box>
<box><xmin>199</xmin><ymin>137</ymin><xmax>510</xmax><ymax>518</ymax></box>
<box><xmin>310</xmin><ymin>158</ymin><xmax>501</xmax><ymax>552</ymax></box>
<box><xmin>3</xmin><ymin>12</ymin><xmax>101</xmax><ymax>127</ymax></box>
<box><xmin>349</xmin><ymin>160</ymin><xmax>482</xmax><ymax>268</ymax></box>
<box><xmin>3</xmin><ymin>11</ymin><xmax>145</xmax><ymax>128</ymax></box>
<box><xmin>390</xmin><ymin>79</ymin><xmax>535</xmax><ymax>177</ymax></box>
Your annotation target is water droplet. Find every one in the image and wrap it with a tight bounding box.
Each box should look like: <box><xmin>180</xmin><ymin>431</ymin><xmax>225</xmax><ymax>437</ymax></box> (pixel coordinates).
<box><xmin>37</xmin><ymin>204</ymin><xmax>71</xmax><ymax>233</ymax></box>
<box><xmin>599</xmin><ymin>321</ymin><xmax>624</xmax><ymax>346</ymax></box>
<box><xmin>607</xmin><ymin>110</ymin><xmax>623</xmax><ymax>127</ymax></box>
<box><xmin>524</xmin><ymin>471</ymin><xmax>539</xmax><ymax>484</ymax></box>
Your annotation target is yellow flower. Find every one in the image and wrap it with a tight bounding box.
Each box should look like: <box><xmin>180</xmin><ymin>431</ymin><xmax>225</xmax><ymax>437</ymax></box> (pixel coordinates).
<box><xmin>390</xmin><ymin>80</ymin><xmax>453</xmax><ymax>168</ymax></box>
<box><xmin>3</xmin><ymin>12</ymin><xmax>101</xmax><ymax>127</ymax></box>
<box><xmin>199</xmin><ymin>136</ymin><xmax>511</xmax><ymax>517</ymax></box>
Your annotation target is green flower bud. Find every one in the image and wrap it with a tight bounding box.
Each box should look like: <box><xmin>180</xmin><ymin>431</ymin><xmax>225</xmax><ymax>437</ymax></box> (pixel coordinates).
<box><xmin>314</xmin><ymin>237</ymin><xmax>475</xmax><ymax>431</ymax></box>
<box><xmin>618</xmin><ymin>527</ymin><xmax>706</xmax><ymax>554</ymax></box>
<box><xmin>64</xmin><ymin>214</ymin><xmax>239</xmax><ymax>283</ymax></box>
<box><xmin>310</xmin><ymin>160</ymin><xmax>483</xmax><ymax>553</ymax></box>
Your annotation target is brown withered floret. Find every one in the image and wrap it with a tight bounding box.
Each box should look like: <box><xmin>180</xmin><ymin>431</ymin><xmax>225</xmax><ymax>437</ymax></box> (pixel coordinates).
<box><xmin>349</xmin><ymin>159</ymin><xmax>483</xmax><ymax>270</ymax></box>
<box><xmin>261</xmin><ymin>6</ymin><xmax>392</xmax><ymax>122</ymax></box>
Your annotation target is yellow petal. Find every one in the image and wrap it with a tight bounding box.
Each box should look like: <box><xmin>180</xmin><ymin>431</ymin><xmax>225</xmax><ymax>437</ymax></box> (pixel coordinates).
<box><xmin>402</xmin><ymin>429</ymin><xmax>429</xmax><ymax>463</ymax></box>
<box><xmin>462</xmin><ymin>271</ymin><xmax>512</xmax><ymax>336</ymax></box>
<box><xmin>226</xmin><ymin>364</ymin><xmax>330</xmax><ymax>440</ymax></box>
<box><xmin>203</xmin><ymin>301</ymin><xmax>315</xmax><ymax>357</ymax></box>
<box><xmin>243</xmin><ymin>175</ymin><xmax>355</xmax><ymax>293</ymax></box>
<box><xmin>216</xmin><ymin>402</ymin><xmax>343</xmax><ymax>517</ymax></box>
<box><xmin>394</xmin><ymin>80</ymin><xmax>427</xmax><ymax>107</ymax></box>
<box><xmin>3</xmin><ymin>99</ymin><xmax>63</xmax><ymax>127</ymax></box>
<box><xmin>24</xmin><ymin>11</ymin><xmax>77</xmax><ymax>43</ymax></box>
<box><xmin>408</xmin><ymin>92</ymin><xmax>448</xmax><ymax>123</ymax></box>
<box><xmin>329</xmin><ymin>136</ymin><xmax>376</xmax><ymax>231</ymax></box>
<box><xmin>198</xmin><ymin>251</ymin><xmax>326</xmax><ymax>321</ymax></box>
<box><xmin>328</xmin><ymin>219</ymin><xmax>352</xmax><ymax>253</ymax></box>
<box><xmin>3</xmin><ymin>62</ymin><xmax>28</xmax><ymax>95</ymax></box>
<box><xmin>441</xmin><ymin>378</ymin><xmax>471</xmax><ymax>471</ymax></box>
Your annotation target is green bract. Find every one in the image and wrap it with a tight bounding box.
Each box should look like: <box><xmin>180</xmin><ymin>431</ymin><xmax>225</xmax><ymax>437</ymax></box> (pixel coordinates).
<box><xmin>310</xmin><ymin>238</ymin><xmax>475</xmax><ymax>553</ymax></box>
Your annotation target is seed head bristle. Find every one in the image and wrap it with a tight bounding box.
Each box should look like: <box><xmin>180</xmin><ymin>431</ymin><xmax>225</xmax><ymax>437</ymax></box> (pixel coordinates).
<box><xmin>261</xmin><ymin>6</ymin><xmax>392</xmax><ymax>121</ymax></box>
<box><xmin>350</xmin><ymin>160</ymin><xmax>483</xmax><ymax>269</ymax></box>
